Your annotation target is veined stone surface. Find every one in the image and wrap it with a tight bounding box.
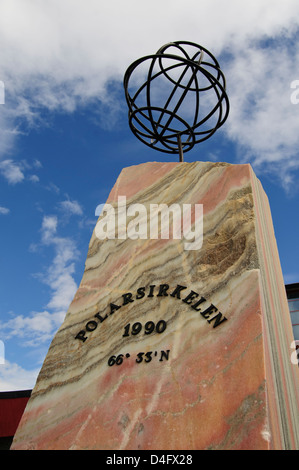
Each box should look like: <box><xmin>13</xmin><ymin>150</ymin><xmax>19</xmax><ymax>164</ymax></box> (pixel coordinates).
<box><xmin>11</xmin><ymin>161</ymin><xmax>299</xmax><ymax>450</ymax></box>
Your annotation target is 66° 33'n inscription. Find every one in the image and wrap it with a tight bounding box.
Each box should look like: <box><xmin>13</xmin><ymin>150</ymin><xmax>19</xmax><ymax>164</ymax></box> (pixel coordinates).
<box><xmin>108</xmin><ymin>350</ymin><xmax>170</xmax><ymax>367</ymax></box>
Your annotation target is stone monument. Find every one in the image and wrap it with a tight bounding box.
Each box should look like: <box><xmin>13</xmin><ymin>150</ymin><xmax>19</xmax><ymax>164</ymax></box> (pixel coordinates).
<box><xmin>11</xmin><ymin>42</ymin><xmax>299</xmax><ymax>450</ymax></box>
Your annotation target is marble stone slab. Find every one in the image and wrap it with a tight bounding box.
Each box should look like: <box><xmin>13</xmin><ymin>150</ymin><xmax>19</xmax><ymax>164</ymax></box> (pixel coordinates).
<box><xmin>11</xmin><ymin>162</ymin><xmax>299</xmax><ymax>450</ymax></box>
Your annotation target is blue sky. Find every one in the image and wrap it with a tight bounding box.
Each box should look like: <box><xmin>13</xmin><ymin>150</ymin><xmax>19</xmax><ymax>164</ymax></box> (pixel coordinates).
<box><xmin>0</xmin><ymin>0</ymin><xmax>299</xmax><ymax>391</ymax></box>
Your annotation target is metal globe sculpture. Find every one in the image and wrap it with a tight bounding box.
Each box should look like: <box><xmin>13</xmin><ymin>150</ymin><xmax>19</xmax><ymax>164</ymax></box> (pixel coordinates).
<box><xmin>124</xmin><ymin>41</ymin><xmax>229</xmax><ymax>161</ymax></box>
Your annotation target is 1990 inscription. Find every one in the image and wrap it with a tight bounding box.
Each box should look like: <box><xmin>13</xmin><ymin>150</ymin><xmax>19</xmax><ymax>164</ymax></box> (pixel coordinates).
<box><xmin>122</xmin><ymin>320</ymin><xmax>167</xmax><ymax>337</ymax></box>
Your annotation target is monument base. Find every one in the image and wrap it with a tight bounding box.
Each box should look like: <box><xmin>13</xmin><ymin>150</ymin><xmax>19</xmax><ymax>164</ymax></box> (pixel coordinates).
<box><xmin>11</xmin><ymin>162</ymin><xmax>299</xmax><ymax>450</ymax></box>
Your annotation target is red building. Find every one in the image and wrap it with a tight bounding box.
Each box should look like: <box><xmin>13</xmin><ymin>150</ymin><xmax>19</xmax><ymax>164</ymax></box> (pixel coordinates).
<box><xmin>0</xmin><ymin>390</ymin><xmax>31</xmax><ymax>450</ymax></box>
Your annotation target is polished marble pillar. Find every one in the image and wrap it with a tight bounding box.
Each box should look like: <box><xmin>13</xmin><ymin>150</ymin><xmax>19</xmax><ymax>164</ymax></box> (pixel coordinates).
<box><xmin>12</xmin><ymin>162</ymin><xmax>299</xmax><ymax>450</ymax></box>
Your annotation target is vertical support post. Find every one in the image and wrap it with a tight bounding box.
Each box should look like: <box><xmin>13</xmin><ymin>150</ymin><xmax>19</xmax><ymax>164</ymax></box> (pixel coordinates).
<box><xmin>178</xmin><ymin>135</ymin><xmax>184</xmax><ymax>162</ymax></box>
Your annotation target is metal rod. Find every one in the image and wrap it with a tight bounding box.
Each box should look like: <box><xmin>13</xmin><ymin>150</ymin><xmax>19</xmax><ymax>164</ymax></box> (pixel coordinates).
<box><xmin>178</xmin><ymin>134</ymin><xmax>184</xmax><ymax>162</ymax></box>
<box><xmin>198</xmin><ymin>49</ymin><xmax>204</xmax><ymax>65</ymax></box>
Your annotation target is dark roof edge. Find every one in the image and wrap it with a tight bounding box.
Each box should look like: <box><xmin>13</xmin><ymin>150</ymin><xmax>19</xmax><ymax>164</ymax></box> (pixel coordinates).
<box><xmin>0</xmin><ymin>390</ymin><xmax>32</xmax><ymax>400</ymax></box>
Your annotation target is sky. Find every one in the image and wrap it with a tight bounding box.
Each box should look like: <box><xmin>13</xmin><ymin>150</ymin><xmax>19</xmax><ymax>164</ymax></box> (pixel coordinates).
<box><xmin>0</xmin><ymin>0</ymin><xmax>299</xmax><ymax>391</ymax></box>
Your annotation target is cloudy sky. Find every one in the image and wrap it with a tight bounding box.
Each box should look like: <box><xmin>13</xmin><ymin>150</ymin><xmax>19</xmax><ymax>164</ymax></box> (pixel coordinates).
<box><xmin>0</xmin><ymin>0</ymin><xmax>299</xmax><ymax>391</ymax></box>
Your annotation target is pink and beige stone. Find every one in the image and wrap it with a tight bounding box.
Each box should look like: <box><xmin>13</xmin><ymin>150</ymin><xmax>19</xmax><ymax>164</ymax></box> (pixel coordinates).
<box><xmin>11</xmin><ymin>161</ymin><xmax>299</xmax><ymax>450</ymax></box>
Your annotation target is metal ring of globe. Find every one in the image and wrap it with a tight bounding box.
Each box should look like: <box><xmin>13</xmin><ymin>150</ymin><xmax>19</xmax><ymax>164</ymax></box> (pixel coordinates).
<box><xmin>124</xmin><ymin>41</ymin><xmax>230</xmax><ymax>161</ymax></box>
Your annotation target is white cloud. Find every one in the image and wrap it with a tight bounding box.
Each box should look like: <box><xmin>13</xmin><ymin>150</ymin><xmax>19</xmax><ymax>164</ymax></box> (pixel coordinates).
<box><xmin>28</xmin><ymin>174</ymin><xmax>39</xmax><ymax>183</ymax></box>
<box><xmin>225</xmin><ymin>42</ymin><xmax>299</xmax><ymax>187</ymax></box>
<box><xmin>41</xmin><ymin>215</ymin><xmax>58</xmax><ymax>243</ymax></box>
<box><xmin>39</xmin><ymin>214</ymin><xmax>79</xmax><ymax>312</ymax></box>
<box><xmin>45</xmin><ymin>182</ymin><xmax>60</xmax><ymax>194</ymax></box>
<box><xmin>0</xmin><ymin>159</ymin><xmax>24</xmax><ymax>184</ymax></box>
<box><xmin>33</xmin><ymin>159</ymin><xmax>42</xmax><ymax>168</ymax></box>
<box><xmin>44</xmin><ymin>238</ymin><xmax>78</xmax><ymax>313</ymax></box>
<box><xmin>0</xmin><ymin>206</ymin><xmax>10</xmax><ymax>215</ymax></box>
<box><xmin>0</xmin><ymin>0</ymin><xmax>299</xmax><ymax>184</ymax></box>
<box><xmin>0</xmin><ymin>360</ymin><xmax>39</xmax><ymax>391</ymax></box>
<box><xmin>0</xmin><ymin>158</ymin><xmax>42</xmax><ymax>185</ymax></box>
<box><xmin>60</xmin><ymin>199</ymin><xmax>83</xmax><ymax>216</ymax></box>
<box><xmin>0</xmin><ymin>215</ymin><xmax>79</xmax><ymax>350</ymax></box>
<box><xmin>0</xmin><ymin>310</ymin><xmax>63</xmax><ymax>347</ymax></box>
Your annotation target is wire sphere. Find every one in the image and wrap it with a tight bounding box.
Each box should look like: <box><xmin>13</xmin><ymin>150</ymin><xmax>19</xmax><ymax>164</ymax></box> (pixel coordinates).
<box><xmin>124</xmin><ymin>41</ymin><xmax>229</xmax><ymax>157</ymax></box>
